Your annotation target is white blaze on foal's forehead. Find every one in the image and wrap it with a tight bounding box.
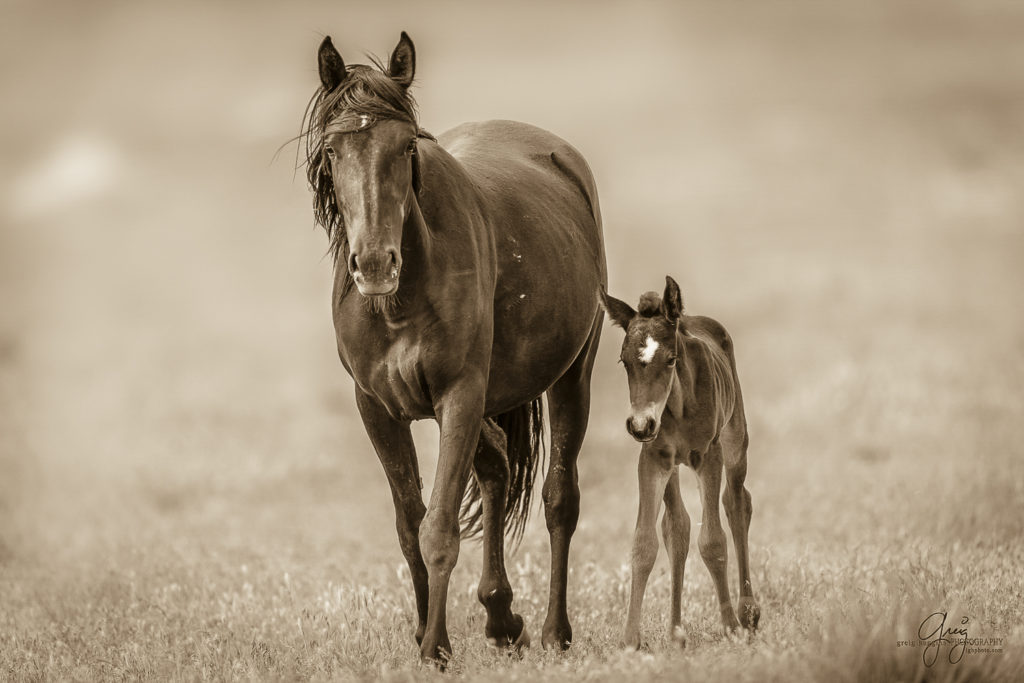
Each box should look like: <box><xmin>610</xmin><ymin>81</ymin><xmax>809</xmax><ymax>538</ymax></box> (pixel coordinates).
<box><xmin>638</xmin><ymin>335</ymin><xmax>659</xmax><ymax>364</ymax></box>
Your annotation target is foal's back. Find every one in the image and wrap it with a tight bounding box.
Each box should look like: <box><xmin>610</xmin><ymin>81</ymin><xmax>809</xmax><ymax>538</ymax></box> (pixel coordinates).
<box><xmin>675</xmin><ymin>314</ymin><xmax>747</xmax><ymax>462</ymax></box>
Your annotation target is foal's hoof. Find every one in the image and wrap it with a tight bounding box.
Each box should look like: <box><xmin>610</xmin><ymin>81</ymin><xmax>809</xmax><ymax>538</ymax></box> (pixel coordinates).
<box><xmin>671</xmin><ymin>626</ymin><xmax>687</xmax><ymax>649</ymax></box>
<box><xmin>738</xmin><ymin>598</ymin><xmax>761</xmax><ymax>631</ymax></box>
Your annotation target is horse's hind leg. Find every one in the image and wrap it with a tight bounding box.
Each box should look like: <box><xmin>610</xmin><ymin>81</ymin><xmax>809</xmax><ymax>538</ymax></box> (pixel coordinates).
<box><xmin>722</xmin><ymin>431</ymin><xmax>760</xmax><ymax>630</ymax></box>
<box><xmin>696</xmin><ymin>443</ymin><xmax>741</xmax><ymax>632</ymax></box>
<box><xmin>473</xmin><ymin>418</ymin><xmax>529</xmax><ymax>648</ymax></box>
<box><xmin>541</xmin><ymin>317</ymin><xmax>602</xmax><ymax>650</ymax></box>
<box><xmin>661</xmin><ymin>467</ymin><xmax>690</xmax><ymax>646</ymax></box>
<box><xmin>354</xmin><ymin>390</ymin><xmax>429</xmax><ymax>645</ymax></box>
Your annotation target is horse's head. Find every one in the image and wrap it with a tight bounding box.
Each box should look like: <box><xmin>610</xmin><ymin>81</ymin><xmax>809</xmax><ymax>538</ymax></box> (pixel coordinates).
<box><xmin>600</xmin><ymin>276</ymin><xmax>684</xmax><ymax>443</ymax></box>
<box><xmin>306</xmin><ymin>32</ymin><xmax>421</xmax><ymax>298</ymax></box>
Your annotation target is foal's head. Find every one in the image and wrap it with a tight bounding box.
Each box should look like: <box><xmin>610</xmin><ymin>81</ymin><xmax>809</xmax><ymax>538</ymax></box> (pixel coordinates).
<box><xmin>601</xmin><ymin>276</ymin><xmax>684</xmax><ymax>442</ymax></box>
<box><xmin>303</xmin><ymin>32</ymin><xmax>422</xmax><ymax>298</ymax></box>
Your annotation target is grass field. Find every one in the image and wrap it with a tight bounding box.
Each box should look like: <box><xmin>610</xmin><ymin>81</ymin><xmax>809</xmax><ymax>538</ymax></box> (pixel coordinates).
<box><xmin>1</xmin><ymin>1</ymin><xmax>1023</xmax><ymax>680</ymax></box>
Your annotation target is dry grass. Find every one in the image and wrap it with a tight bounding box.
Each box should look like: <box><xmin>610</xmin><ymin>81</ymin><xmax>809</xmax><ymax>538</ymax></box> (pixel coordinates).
<box><xmin>2</xmin><ymin>1</ymin><xmax>1023</xmax><ymax>680</ymax></box>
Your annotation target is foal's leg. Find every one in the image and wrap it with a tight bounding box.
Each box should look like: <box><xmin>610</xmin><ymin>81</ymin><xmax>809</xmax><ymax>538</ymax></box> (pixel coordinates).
<box><xmin>354</xmin><ymin>390</ymin><xmax>429</xmax><ymax>645</ymax></box>
<box><xmin>722</xmin><ymin>431</ymin><xmax>760</xmax><ymax>630</ymax></box>
<box><xmin>541</xmin><ymin>319</ymin><xmax>601</xmax><ymax>650</ymax></box>
<box><xmin>473</xmin><ymin>418</ymin><xmax>529</xmax><ymax>648</ymax></box>
<box><xmin>696</xmin><ymin>443</ymin><xmax>741</xmax><ymax>632</ymax></box>
<box><xmin>418</xmin><ymin>376</ymin><xmax>487</xmax><ymax>664</ymax></box>
<box><xmin>661</xmin><ymin>467</ymin><xmax>690</xmax><ymax>646</ymax></box>
<box><xmin>624</xmin><ymin>451</ymin><xmax>673</xmax><ymax>649</ymax></box>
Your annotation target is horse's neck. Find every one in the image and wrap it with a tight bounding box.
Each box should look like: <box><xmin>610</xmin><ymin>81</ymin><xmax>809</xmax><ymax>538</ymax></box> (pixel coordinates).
<box><xmin>402</xmin><ymin>143</ymin><xmax>488</xmax><ymax>277</ymax></box>
<box><xmin>374</xmin><ymin>144</ymin><xmax>488</xmax><ymax>321</ymax></box>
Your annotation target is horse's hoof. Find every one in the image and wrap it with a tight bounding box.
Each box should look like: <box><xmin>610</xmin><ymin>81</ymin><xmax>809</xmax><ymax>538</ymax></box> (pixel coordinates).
<box><xmin>487</xmin><ymin>615</ymin><xmax>530</xmax><ymax>653</ymax></box>
<box><xmin>622</xmin><ymin>632</ymin><xmax>645</xmax><ymax>651</ymax></box>
<box><xmin>512</xmin><ymin>623</ymin><xmax>531</xmax><ymax>651</ymax></box>
<box><xmin>671</xmin><ymin>626</ymin><xmax>687</xmax><ymax>649</ymax></box>
<box><xmin>419</xmin><ymin>639</ymin><xmax>452</xmax><ymax>669</ymax></box>
<box><xmin>738</xmin><ymin>598</ymin><xmax>760</xmax><ymax>632</ymax></box>
<box><xmin>541</xmin><ymin>618</ymin><xmax>572</xmax><ymax>651</ymax></box>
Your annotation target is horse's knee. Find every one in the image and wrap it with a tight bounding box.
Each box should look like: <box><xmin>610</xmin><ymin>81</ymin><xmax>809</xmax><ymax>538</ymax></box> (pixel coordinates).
<box><xmin>419</xmin><ymin>511</ymin><xmax>460</xmax><ymax>576</ymax></box>
<box><xmin>698</xmin><ymin>527</ymin><xmax>728</xmax><ymax>569</ymax></box>
<box><xmin>542</xmin><ymin>473</ymin><xmax>580</xmax><ymax>533</ymax></box>
<box><xmin>632</xmin><ymin>527</ymin><xmax>659</xmax><ymax>574</ymax></box>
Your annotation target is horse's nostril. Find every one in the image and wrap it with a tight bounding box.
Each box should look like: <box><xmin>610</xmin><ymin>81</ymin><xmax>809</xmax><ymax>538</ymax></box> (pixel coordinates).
<box><xmin>348</xmin><ymin>253</ymin><xmax>359</xmax><ymax>274</ymax></box>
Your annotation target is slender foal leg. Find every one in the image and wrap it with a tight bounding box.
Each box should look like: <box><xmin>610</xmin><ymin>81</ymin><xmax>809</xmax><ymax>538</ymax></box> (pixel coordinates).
<box><xmin>541</xmin><ymin>319</ymin><xmax>601</xmax><ymax>649</ymax></box>
<box><xmin>696</xmin><ymin>444</ymin><xmax>741</xmax><ymax>632</ymax></box>
<box><xmin>354</xmin><ymin>390</ymin><xmax>429</xmax><ymax>644</ymax></box>
<box><xmin>473</xmin><ymin>418</ymin><xmax>529</xmax><ymax>647</ymax></box>
<box><xmin>722</xmin><ymin>434</ymin><xmax>760</xmax><ymax>630</ymax></box>
<box><xmin>623</xmin><ymin>451</ymin><xmax>673</xmax><ymax>649</ymax></box>
<box><xmin>418</xmin><ymin>378</ymin><xmax>487</xmax><ymax>664</ymax></box>
<box><xmin>661</xmin><ymin>467</ymin><xmax>690</xmax><ymax>646</ymax></box>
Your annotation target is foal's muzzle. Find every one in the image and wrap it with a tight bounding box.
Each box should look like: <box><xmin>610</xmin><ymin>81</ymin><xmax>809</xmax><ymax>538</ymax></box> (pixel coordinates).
<box><xmin>349</xmin><ymin>247</ymin><xmax>401</xmax><ymax>296</ymax></box>
<box><xmin>626</xmin><ymin>415</ymin><xmax>659</xmax><ymax>442</ymax></box>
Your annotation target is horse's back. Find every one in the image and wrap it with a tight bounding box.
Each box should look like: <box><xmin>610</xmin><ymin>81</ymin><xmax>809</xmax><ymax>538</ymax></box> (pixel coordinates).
<box><xmin>439</xmin><ymin>120</ymin><xmax>603</xmax><ymax>244</ymax></box>
<box><xmin>685</xmin><ymin>315</ymin><xmax>748</xmax><ymax>459</ymax></box>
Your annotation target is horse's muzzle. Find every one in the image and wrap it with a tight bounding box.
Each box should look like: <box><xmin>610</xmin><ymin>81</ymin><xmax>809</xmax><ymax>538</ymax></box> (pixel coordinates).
<box><xmin>626</xmin><ymin>415</ymin><xmax>659</xmax><ymax>442</ymax></box>
<box><xmin>349</xmin><ymin>248</ymin><xmax>401</xmax><ymax>296</ymax></box>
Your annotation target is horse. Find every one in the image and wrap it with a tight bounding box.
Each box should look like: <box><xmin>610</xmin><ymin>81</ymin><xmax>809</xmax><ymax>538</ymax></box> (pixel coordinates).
<box><xmin>299</xmin><ymin>32</ymin><xmax>606</xmax><ymax>663</ymax></box>
<box><xmin>599</xmin><ymin>276</ymin><xmax>760</xmax><ymax>649</ymax></box>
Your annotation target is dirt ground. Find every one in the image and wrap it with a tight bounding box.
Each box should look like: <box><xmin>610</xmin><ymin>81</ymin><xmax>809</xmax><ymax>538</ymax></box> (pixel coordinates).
<box><xmin>1</xmin><ymin>1</ymin><xmax>1022</xmax><ymax>680</ymax></box>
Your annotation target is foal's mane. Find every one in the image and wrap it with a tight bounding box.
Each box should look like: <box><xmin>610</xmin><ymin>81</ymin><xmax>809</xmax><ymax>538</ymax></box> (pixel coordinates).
<box><xmin>298</xmin><ymin>58</ymin><xmax>423</xmax><ymax>263</ymax></box>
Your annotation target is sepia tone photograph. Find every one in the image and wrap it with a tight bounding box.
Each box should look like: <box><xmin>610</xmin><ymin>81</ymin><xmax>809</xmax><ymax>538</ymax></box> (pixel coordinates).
<box><xmin>1</xmin><ymin>1</ymin><xmax>1022</xmax><ymax>680</ymax></box>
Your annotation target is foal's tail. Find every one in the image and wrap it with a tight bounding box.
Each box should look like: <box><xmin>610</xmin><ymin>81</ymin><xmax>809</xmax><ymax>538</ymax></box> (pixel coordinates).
<box><xmin>459</xmin><ymin>397</ymin><xmax>546</xmax><ymax>547</ymax></box>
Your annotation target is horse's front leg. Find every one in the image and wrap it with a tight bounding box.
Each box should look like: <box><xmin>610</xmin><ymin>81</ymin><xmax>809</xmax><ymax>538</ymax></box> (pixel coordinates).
<box><xmin>419</xmin><ymin>375</ymin><xmax>486</xmax><ymax>665</ymax></box>
<box><xmin>623</xmin><ymin>450</ymin><xmax>673</xmax><ymax>650</ymax></box>
<box><xmin>354</xmin><ymin>389</ymin><xmax>428</xmax><ymax>645</ymax></box>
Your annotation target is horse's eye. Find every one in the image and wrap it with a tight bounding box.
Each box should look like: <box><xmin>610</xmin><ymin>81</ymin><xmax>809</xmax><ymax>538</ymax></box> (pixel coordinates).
<box><xmin>667</xmin><ymin>357</ymin><xmax>677</xmax><ymax>366</ymax></box>
<box><xmin>324</xmin><ymin>146</ymin><xmax>336</xmax><ymax>157</ymax></box>
<box><xmin>405</xmin><ymin>139</ymin><xmax>417</xmax><ymax>156</ymax></box>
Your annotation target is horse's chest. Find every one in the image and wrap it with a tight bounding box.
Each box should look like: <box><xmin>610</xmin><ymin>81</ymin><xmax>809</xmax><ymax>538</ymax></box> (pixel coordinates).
<box><xmin>340</xmin><ymin>327</ymin><xmax>434</xmax><ymax>420</ymax></box>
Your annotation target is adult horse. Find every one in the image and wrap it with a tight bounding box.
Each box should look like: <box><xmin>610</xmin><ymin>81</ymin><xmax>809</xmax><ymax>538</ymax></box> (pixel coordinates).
<box><xmin>301</xmin><ymin>31</ymin><xmax>606</xmax><ymax>663</ymax></box>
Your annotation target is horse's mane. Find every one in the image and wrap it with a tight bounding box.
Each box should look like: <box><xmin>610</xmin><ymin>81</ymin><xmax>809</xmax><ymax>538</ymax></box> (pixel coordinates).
<box><xmin>299</xmin><ymin>58</ymin><xmax>420</xmax><ymax>263</ymax></box>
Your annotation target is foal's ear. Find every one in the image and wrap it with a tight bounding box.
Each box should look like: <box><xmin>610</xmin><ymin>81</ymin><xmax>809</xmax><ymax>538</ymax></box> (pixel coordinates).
<box><xmin>318</xmin><ymin>36</ymin><xmax>347</xmax><ymax>91</ymax></box>
<box><xmin>388</xmin><ymin>31</ymin><xmax>416</xmax><ymax>88</ymax></box>
<box><xmin>599</xmin><ymin>288</ymin><xmax>637</xmax><ymax>330</ymax></box>
<box><xmin>662</xmin><ymin>276</ymin><xmax>684</xmax><ymax>322</ymax></box>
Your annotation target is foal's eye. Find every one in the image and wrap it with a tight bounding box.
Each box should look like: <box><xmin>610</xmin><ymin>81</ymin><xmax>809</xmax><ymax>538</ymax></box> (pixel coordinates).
<box><xmin>667</xmin><ymin>357</ymin><xmax>678</xmax><ymax>366</ymax></box>
<box><xmin>324</xmin><ymin>146</ymin><xmax>336</xmax><ymax>158</ymax></box>
<box><xmin>405</xmin><ymin>139</ymin><xmax>417</xmax><ymax>156</ymax></box>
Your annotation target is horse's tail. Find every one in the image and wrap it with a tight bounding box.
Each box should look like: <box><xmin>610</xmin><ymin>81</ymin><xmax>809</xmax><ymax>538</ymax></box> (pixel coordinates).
<box><xmin>459</xmin><ymin>397</ymin><xmax>546</xmax><ymax>547</ymax></box>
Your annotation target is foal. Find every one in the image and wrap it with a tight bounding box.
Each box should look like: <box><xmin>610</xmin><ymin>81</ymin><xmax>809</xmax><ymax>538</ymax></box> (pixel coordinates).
<box><xmin>600</xmin><ymin>276</ymin><xmax>760</xmax><ymax>648</ymax></box>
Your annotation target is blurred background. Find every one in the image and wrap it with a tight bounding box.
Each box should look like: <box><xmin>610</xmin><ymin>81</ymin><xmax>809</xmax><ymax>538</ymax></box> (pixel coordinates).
<box><xmin>1</xmin><ymin>0</ymin><xmax>1022</xmax><ymax>674</ymax></box>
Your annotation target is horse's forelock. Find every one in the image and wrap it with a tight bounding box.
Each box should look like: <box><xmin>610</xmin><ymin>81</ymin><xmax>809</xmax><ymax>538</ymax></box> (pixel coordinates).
<box><xmin>637</xmin><ymin>292</ymin><xmax>662</xmax><ymax>317</ymax></box>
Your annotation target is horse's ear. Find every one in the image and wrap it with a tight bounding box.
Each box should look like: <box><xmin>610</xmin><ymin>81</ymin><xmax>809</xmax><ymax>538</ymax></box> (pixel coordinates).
<box><xmin>318</xmin><ymin>36</ymin><xmax>347</xmax><ymax>91</ymax></box>
<box><xmin>388</xmin><ymin>31</ymin><xmax>416</xmax><ymax>88</ymax></box>
<box><xmin>662</xmin><ymin>276</ymin><xmax>684</xmax><ymax>322</ymax></box>
<box><xmin>599</xmin><ymin>288</ymin><xmax>636</xmax><ymax>330</ymax></box>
